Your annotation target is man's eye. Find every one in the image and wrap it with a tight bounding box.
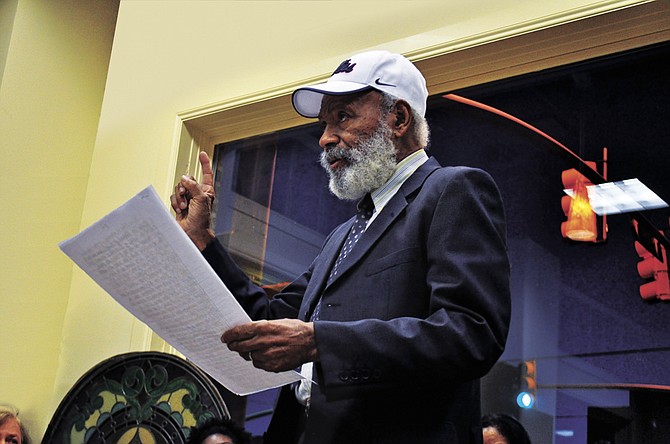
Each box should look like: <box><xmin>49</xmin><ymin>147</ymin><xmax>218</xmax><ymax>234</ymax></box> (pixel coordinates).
<box><xmin>337</xmin><ymin>111</ymin><xmax>348</xmax><ymax>122</ymax></box>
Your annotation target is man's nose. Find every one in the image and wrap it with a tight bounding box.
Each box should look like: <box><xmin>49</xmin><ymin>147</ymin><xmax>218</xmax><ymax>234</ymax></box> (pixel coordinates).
<box><xmin>319</xmin><ymin>125</ymin><xmax>339</xmax><ymax>149</ymax></box>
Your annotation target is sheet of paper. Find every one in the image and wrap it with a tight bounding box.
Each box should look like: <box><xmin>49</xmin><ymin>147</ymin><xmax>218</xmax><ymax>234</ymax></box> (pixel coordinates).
<box><xmin>59</xmin><ymin>185</ymin><xmax>301</xmax><ymax>396</ymax></box>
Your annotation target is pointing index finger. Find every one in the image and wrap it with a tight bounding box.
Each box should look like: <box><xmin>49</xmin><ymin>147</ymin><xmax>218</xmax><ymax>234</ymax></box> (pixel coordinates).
<box><xmin>199</xmin><ymin>151</ymin><xmax>214</xmax><ymax>188</ymax></box>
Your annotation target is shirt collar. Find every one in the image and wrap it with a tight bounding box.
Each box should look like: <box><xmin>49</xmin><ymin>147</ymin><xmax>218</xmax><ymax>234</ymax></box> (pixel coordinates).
<box><xmin>370</xmin><ymin>149</ymin><xmax>429</xmax><ymax>214</ymax></box>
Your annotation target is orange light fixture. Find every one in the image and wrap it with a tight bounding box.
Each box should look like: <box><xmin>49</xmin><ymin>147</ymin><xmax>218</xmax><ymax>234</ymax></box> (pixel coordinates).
<box><xmin>561</xmin><ymin>172</ymin><xmax>597</xmax><ymax>242</ymax></box>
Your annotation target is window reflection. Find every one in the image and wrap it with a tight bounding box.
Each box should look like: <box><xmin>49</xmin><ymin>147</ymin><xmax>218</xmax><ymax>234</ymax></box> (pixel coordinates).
<box><xmin>212</xmin><ymin>124</ymin><xmax>355</xmax><ymax>285</ymax></box>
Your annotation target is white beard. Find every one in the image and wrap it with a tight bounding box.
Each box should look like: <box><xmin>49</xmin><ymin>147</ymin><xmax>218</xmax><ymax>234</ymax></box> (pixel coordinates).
<box><xmin>320</xmin><ymin>121</ymin><xmax>397</xmax><ymax>201</ymax></box>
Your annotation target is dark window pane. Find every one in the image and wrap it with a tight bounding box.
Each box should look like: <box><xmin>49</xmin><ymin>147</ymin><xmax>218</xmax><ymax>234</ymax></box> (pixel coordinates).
<box><xmin>212</xmin><ymin>42</ymin><xmax>670</xmax><ymax>442</ymax></box>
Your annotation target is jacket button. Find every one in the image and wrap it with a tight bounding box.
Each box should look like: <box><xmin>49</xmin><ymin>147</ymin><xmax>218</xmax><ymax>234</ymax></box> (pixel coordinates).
<box><xmin>339</xmin><ymin>371</ymin><xmax>349</xmax><ymax>382</ymax></box>
<box><xmin>350</xmin><ymin>370</ymin><xmax>360</xmax><ymax>382</ymax></box>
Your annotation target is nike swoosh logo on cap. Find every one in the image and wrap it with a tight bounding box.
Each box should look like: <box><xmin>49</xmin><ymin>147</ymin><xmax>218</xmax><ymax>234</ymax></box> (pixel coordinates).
<box><xmin>374</xmin><ymin>78</ymin><xmax>396</xmax><ymax>87</ymax></box>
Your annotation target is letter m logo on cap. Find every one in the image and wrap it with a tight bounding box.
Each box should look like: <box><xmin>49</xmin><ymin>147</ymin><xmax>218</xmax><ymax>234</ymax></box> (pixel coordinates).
<box><xmin>332</xmin><ymin>59</ymin><xmax>356</xmax><ymax>75</ymax></box>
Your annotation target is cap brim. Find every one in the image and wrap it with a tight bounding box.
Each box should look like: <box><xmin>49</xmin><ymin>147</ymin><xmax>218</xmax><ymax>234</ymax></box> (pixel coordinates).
<box><xmin>292</xmin><ymin>81</ymin><xmax>373</xmax><ymax>118</ymax></box>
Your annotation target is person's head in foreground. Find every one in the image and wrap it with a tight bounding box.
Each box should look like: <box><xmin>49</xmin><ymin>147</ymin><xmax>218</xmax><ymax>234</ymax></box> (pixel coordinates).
<box><xmin>186</xmin><ymin>417</ymin><xmax>251</xmax><ymax>444</ymax></box>
<box><xmin>0</xmin><ymin>406</ymin><xmax>31</xmax><ymax>444</ymax></box>
<box><xmin>482</xmin><ymin>413</ymin><xmax>531</xmax><ymax>444</ymax></box>
<box><xmin>292</xmin><ymin>50</ymin><xmax>430</xmax><ymax>201</ymax></box>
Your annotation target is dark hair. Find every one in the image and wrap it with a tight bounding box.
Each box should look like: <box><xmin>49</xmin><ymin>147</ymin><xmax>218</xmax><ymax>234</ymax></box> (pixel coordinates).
<box><xmin>186</xmin><ymin>417</ymin><xmax>252</xmax><ymax>444</ymax></box>
<box><xmin>482</xmin><ymin>413</ymin><xmax>531</xmax><ymax>444</ymax></box>
<box><xmin>0</xmin><ymin>406</ymin><xmax>32</xmax><ymax>444</ymax></box>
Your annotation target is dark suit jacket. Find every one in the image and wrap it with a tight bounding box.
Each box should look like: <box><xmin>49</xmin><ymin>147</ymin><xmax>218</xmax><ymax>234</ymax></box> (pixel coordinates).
<box><xmin>203</xmin><ymin>157</ymin><xmax>511</xmax><ymax>444</ymax></box>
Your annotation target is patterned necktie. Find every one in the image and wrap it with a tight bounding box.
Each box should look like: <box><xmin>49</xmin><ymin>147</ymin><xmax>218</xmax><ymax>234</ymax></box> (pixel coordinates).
<box><xmin>299</xmin><ymin>195</ymin><xmax>374</xmax><ymax>405</ymax></box>
<box><xmin>311</xmin><ymin>194</ymin><xmax>374</xmax><ymax>321</ymax></box>
<box><xmin>328</xmin><ymin>193</ymin><xmax>374</xmax><ymax>285</ymax></box>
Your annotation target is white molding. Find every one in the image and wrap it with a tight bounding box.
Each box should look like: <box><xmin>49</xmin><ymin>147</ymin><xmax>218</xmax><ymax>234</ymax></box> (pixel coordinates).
<box><xmin>177</xmin><ymin>0</ymin><xmax>657</xmax><ymax>124</ymax></box>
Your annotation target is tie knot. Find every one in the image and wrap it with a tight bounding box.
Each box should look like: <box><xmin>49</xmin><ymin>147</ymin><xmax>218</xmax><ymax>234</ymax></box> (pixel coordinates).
<box><xmin>358</xmin><ymin>193</ymin><xmax>374</xmax><ymax>219</ymax></box>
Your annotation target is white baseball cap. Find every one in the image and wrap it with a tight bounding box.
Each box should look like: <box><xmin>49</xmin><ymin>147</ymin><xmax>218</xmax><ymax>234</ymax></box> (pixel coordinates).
<box><xmin>292</xmin><ymin>50</ymin><xmax>429</xmax><ymax>118</ymax></box>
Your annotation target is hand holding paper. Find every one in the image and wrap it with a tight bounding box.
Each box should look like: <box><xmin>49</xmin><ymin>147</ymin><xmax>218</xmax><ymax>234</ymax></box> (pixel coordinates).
<box><xmin>223</xmin><ymin>318</ymin><xmax>318</xmax><ymax>373</ymax></box>
<box><xmin>59</xmin><ymin>185</ymin><xmax>301</xmax><ymax>396</ymax></box>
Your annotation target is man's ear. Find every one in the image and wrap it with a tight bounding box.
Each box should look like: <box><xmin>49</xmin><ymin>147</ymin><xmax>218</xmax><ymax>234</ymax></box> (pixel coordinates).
<box><xmin>391</xmin><ymin>100</ymin><xmax>412</xmax><ymax>138</ymax></box>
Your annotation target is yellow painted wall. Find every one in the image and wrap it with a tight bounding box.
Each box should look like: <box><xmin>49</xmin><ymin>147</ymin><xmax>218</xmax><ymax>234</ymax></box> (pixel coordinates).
<box><xmin>0</xmin><ymin>0</ymin><xmax>119</xmax><ymax>438</ymax></box>
<box><xmin>1</xmin><ymin>0</ymin><xmax>648</xmax><ymax>440</ymax></box>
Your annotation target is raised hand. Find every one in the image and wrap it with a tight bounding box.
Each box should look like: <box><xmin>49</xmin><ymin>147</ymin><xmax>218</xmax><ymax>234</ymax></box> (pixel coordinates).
<box><xmin>170</xmin><ymin>151</ymin><xmax>216</xmax><ymax>250</ymax></box>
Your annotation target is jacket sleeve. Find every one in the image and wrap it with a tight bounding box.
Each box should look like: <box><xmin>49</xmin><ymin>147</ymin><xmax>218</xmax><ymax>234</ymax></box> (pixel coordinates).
<box><xmin>202</xmin><ymin>239</ymin><xmax>307</xmax><ymax>320</ymax></box>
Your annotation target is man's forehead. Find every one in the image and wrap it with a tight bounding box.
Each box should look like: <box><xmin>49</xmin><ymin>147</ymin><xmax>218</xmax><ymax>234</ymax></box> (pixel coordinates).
<box><xmin>319</xmin><ymin>89</ymin><xmax>380</xmax><ymax>116</ymax></box>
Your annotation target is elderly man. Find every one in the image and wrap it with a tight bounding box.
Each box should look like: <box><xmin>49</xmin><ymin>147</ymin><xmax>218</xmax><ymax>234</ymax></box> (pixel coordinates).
<box><xmin>172</xmin><ymin>50</ymin><xmax>511</xmax><ymax>444</ymax></box>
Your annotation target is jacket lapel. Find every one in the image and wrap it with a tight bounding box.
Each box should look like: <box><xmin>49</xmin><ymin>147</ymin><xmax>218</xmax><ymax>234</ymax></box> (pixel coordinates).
<box><xmin>325</xmin><ymin>157</ymin><xmax>441</xmax><ymax>287</ymax></box>
<box><xmin>301</xmin><ymin>217</ymin><xmax>354</xmax><ymax>318</ymax></box>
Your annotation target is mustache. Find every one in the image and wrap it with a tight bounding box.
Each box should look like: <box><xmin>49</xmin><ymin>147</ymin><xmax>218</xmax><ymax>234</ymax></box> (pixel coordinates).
<box><xmin>320</xmin><ymin>146</ymin><xmax>362</xmax><ymax>169</ymax></box>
